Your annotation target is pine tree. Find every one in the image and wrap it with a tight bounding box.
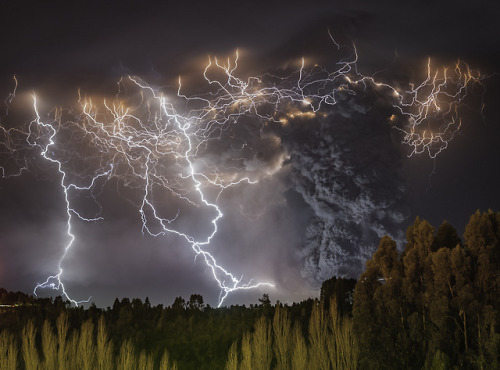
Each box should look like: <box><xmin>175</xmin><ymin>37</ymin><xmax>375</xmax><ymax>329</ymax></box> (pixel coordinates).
<box><xmin>354</xmin><ymin>235</ymin><xmax>408</xmax><ymax>369</ymax></box>
<box><xmin>159</xmin><ymin>349</ymin><xmax>177</xmax><ymax>370</ymax></box>
<box><xmin>0</xmin><ymin>331</ymin><xmax>18</xmax><ymax>370</ymax></box>
<box><xmin>117</xmin><ymin>340</ymin><xmax>136</xmax><ymax>370</ymax></box>
<box><xmin>402</xmin><ymin>218</ymin><xmax>435</xmax><ymax>364</ymax></box>
<box><xmin>428</xmin><ymin>247</ymin><xmax>454</xmax><ymax>362</ymax></box>
<box><xmin>308</xmin><ymin>300</ymin><xmax>329</xmax><ymax>370</ymax></box>
<box><xmin>66</xmin><ymin>331</ymin><xmax>79</xmax><ymax>369</ymax></box>
<box><xmin>96</xmin><ymin>316</ymin><xmax>114</xmax><ymax>370</ymax></box>
<box><xmin>56</xmin><ymin>312</ymin><xmax>69</xmax><ymax>370</ymax></box>
<box><xmin>79</xmin><ymin>319</ymin><xmax>96</xmax><ymax>370</ymax></box>
<box><xmin>463</xmin><ymin>210</ymin><xmax>500</xmax><ymax>367</ymax></box>
<box><xmin>240</xmin><ymin>332</ymin><xmax>252</xmax><ymax>370</ymax></box>
<box><xmin>273</xmin><ymin>305</ymin><xmax>291</xmax><ymax>370</ymax></box>
<box><xmin>432</xmin><ymin>221</ymin><xmax>461</xmax><ymax>251</ymax></box>
<box><xmin>22</xmin><ymin>321</ymin><xmax>40</xmax><ymax>370</ymax></box>
<box><xmin>138</xmin><ymin>350</ymin><xmax>154</xmax><ymax>370</ymax></box>
<box><xmin>291</xmin><ymin>323</ymin><xmax>307</xmax><ymax>370</ymax></box>
<box><xmin>225</xmin><ymin>341</ymin><xmax>239</xmax><ymax>370</ymax></box>
<box><xmin>327</xmin><ymin>299</ymin><xmax>359</xmax><ymax>370</ymax></box>
<box><xmin>41</xmin><ymin>320</ymin><xmax>57</xmax><ymax>370</ymax></box>
<box><xmin>252</xmin><ymin>316</ymin><xmax>272</xmax><ymax>369</ymax></box>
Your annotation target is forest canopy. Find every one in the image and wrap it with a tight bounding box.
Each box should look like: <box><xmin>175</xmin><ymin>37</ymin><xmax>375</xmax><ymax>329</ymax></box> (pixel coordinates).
<box><xmin>0</xmin><ymin>210</ymin><xmax>499</xmax><ymax>369</ymax></box>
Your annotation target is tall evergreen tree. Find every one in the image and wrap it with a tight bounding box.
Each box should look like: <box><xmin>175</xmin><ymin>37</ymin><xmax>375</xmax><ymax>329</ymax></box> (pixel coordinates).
<box><xmin>432</xmin><ymin>221</ymin><xmax>462</xmax><ymax>251</ymax></box>
<box><xmin>308</xmin><ymin>300</ymin><xmax>329</xmax><ymax>370</ymax></box>
<box><xmin>0</xmin><ymin>331</ymin><xmax>17</xmax><ymax>370</ymax></box>
<box><xmin>225</xmin><ymin>341</ymin><xmax>238</xmax><ymax>370</ymax></box>
<box><xmin>41</xmin><ymin>320</ymin><xmax>57</xmax><ymax>370</ymax></box>
<box><xmin>463</xmin><ymin>210</ymin><xmax>500</xmax><ymax>367</ymax></box>
<box><xmin>96</xmin><ymin>316</ymin><xmax>114</xmax><ymax>370</ymax></box>
<box><xmin>252</xmin><ymin>316</ymin><xmax>272</xmax><ymax>370</ymax></box>
<box><xmin>353</xmin><ymin>235</ymin><xmax>409</xmax><ymax>369</ymax></box>
<box><xmin>56</xmin><ymin>312</ymin><xmax>69</xmax><ymax>369</ymax></box>
<box><xmin>22</xmin><ymin>321</ymin><xmax>39</xmax><ymax>370</ymax></box>
<box><xmin>79</xmin><ymin>319</ymin><xmax>96</xmax><ymax>370</ymax></box>
<box><xmin>273</xmin><ymin>305</ymin><xmax>291</xmax><ymax>370</ymax></box>
<box><xmin>402</xmin><ymin>218</ymin><xmax>435</xmax><ymax>363</ymax></box>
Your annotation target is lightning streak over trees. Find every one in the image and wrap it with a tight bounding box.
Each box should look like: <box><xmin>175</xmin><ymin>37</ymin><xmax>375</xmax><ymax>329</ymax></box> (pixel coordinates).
<box><xmin>0</xmin><ymin>40</ymin><xmax>484</xmax><ymax>306</ymax></box>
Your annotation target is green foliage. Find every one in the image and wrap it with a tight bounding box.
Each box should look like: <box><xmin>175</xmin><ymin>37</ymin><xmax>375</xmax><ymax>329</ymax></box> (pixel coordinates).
<box><xmin>137</xmin><ymin>350</ymin><xmax>154</xmax><ymax>370</ymax></box>
<box><xmin>56</xmin><ymin>312</ymin><xmax>69</xmax><ymax>369</ymax></box>
<box><xmin>22</xmin><ymin>321</ymin><xmax>39</xmax><ymax>370</ymax></box>
<box><xmin>187</xmin><ymin>294</ymin><xmax>205</xmax><ymax>311</ymax></box>
<box><xmin>159</xmin><ymin>349</ymin><xmax>177</xmax><ymax>370</ymax></box>
<box><xmin>1</xmin><ymin>210</ymin><xmax>498</xmax><ymax>369</ymax></box>
<box><xmin>327</xmin><ymin>300</ymin><xmax>359</xmax><ymax>369</ymax></box>
<box><xmin>291</xmin><ymin>322</ymin><xmax>308</xmax><ymax>370</ymax></box>
<box><xmin>240</xmin><ymin>332</ymin><xmax>252</xmax><ymax>370</ymax></box>
<box><xmin>41</xmin><ymin>320</ymin><xmax>57</xmax><ymax>370</ymax></box>
<box><xmin>117</xmin><ymin>340</ymin><xmax>136</xmax><ymax>370</ymax></box>
<box><xmin>224</xmin><ymin>341</ymin><xmax>238</xmax><ymax>370</ymax></box>
<box><xmin>433</xmin><ymin>221</ymin><xmax>461</xmax><ymax>251</ymax></box>
<box><xmin>425</xmin><ymin>349</ymin><xmax>450</xmax><ymax>370</ymax></box>
<box><xmin>96</xmin><ymin>316</ymin><xmax>114</xmax><ymax>370</ymax></box>
<box><xmin>252</xmin><ymin>316</ymin><xmax>272</xmax><ymax>369</ymax></box>
<box><xmin>79</xmin><ymin>319</ymin><xmax>96</xmax><ymax>370</ymax></box>
<box><xmin>320</xmin><ymin>276</ymin><xmax>356</xmax><ymax>316</ymax></box>
<box><xmin>308</xmin><ymin>300</ymin><xmax>329</xmax><ymax>370</ymax></box>
<box><xmin>273</xmin><ymin>305</ymin><xmax>291</xmax><ymax>370</ymax></box>
<box><xmin>354</xmin><ymin>211</ymin><xmax>500</xmax><ymax>369</ymax></box>
<box><xmin>0</xmin><ymin>312</ymin><xmax>177</xmax><ymax>369</ymax></box>
<box><xmin>226</xmin><ymin>298</ymin><xmax>358</xmax><ymax>370</ymax></box>
<box><xmin>0</xmin><ymin>331</ymin><xmax>17</xmax><ymax>370</ymax></box>
<box><xmin>354</xmin><ymin>235</ymin><xmax>409</xmax><ymax>369</ymax></box>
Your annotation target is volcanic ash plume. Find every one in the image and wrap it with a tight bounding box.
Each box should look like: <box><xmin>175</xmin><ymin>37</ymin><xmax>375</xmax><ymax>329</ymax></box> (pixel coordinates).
<box><xmin>280</xmin><ymin>90</ymin><xmax>407</xmax><ymax>285</ymax></box>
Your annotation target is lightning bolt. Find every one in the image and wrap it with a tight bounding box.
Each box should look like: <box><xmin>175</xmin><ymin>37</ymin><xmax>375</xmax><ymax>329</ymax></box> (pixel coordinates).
<box><xmin>1</xmin><ymin>76</ymin><xmax>29</xmax><ymax>179</ymax></box>
<box><xmin>30</xmin><ymin>96</ymin><xmax>113</xmax><ymax>305</ymax></box>
<box><xmin>0</xmin><ymin>40</ymin><xmax>484</xmax><ymax>307</ymax></box>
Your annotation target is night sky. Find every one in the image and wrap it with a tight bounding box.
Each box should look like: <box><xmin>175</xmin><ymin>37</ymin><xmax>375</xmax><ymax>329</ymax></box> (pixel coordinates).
<box><xmin>1</xmin><ymin>0</ymin><xmax>500</xmax><ymax>308</ymax></box>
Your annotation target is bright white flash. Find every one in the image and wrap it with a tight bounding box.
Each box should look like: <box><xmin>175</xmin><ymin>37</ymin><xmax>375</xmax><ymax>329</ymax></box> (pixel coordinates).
<box><xmin>0</xmin><ymin>42</ymin><xmax>483</xmax><ymax>307</ymax></box>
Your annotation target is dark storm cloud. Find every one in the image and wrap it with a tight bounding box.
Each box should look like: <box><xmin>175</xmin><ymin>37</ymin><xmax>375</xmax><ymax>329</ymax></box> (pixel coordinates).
<box><xmin>1</xmin><ymin>0</ymin><xmax>499</xmax><ymax>307</ymax></box>
<box><xmin>271</xmin><ymin>86</ymin><xmax>406</xmax><ymax>285</ymax></box>
<box><xmin>182</xmin><ymin>72</ymin><xmax>408</xmax><ymax>288</ymax></box>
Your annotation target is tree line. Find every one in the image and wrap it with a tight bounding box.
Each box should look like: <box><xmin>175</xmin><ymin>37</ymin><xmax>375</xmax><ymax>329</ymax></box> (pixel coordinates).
<box><xmin>353</xmin><ymin>210</ymin><xmax>500</xmax><ymax>369</ymax></box>
<box><xmin>0</xmin><ymin>210</ymin><xmax>498</xmax><ymax>369</ymax></box>
<box><xmin>0</xmin><ymin>314</ymin><xmax>177</xmax><ymax>369</ymax></box>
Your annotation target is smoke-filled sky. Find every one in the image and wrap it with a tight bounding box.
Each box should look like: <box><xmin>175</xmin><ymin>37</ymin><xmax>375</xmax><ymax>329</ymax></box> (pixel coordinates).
<box><xmin>0</xmin><ymin>0</ymin><xmax>499</xmax><ymax>308</ymax></box>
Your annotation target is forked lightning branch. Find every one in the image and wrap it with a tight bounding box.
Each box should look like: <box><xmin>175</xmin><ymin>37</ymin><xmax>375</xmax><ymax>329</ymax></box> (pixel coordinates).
<box><xmin>0</xmin><ymin>43</ymin><xmax>483</xmax><ymax>306</ymax></box>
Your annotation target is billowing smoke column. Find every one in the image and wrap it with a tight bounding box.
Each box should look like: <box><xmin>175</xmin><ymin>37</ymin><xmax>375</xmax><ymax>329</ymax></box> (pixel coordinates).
<box><xmin>0</xmin><ymin>45</ymin><xmax>482</xmax><ymax>304</ymax></box>
<box><xmin>266</xmin><ymin>58</ymin><xmax>481</xmax><ymax>285</ymax></box>
<box><xmin>278</xmin><ymin>88</ymin><xmax>407</xmax><ymax>284</ymax></box>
